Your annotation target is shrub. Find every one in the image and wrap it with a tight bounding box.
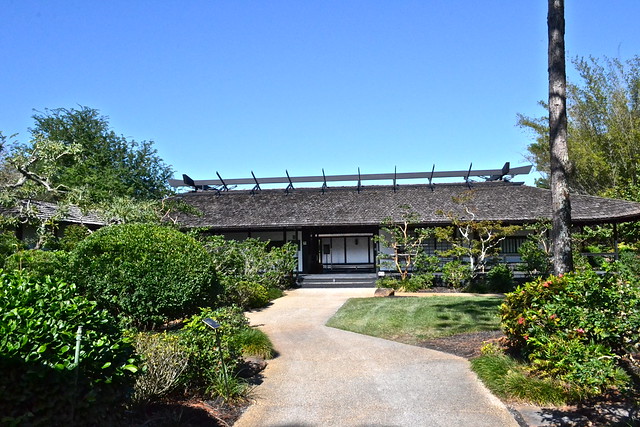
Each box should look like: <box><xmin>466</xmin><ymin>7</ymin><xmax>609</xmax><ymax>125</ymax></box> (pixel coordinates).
<box><xmin>236</xmin><ymin>328</ymin><xmax>275</xmax><ymax>359</ymax></box>
<box><xmin>4</xmin><ymin>249</ymin><xmax>68</xmax><ymax>278</ymax></box>
<box><xmin>485</xmin><ymin>263</ymin><xmax>514</xmax><ymax>293</ymax></box>
<box><xmin>375</xmin><ymin>276</ymin><xmax>401</xmax><ymax>289</ymax></box>
<box><xmin>500</xmin><ymin>270</ymin><xmax>640</xmax><ymax>396</ymax></box>
<box><xmin>616</xmin><ymin>250</ymin><xmax>640</xmax><ymax>282</ymax></box>
<box><xmin>262</xmin><ymin>242</ymin><xmax>298</xmax><ymax>290</ymax></box>
<box><xmin>0</xmin><ymin>271</ymin><xmax>138</xmax><ymax>424</ymax></box>
<box><xmin>178</xmin><ymin>306</ymin><xmax>250</xmax><ymax>399</ymax></box>
<box><xmin>68</xmin><ymin>224</ymin><xmax>221</xmax><ymax>327</ymax></box>
<box><xmin>57</xmin><ymin>224</ymin><xmax>91</xmax><ymax>251</ymax></box>
<box><xmin>132</xmin><ymin>332</ymin><xmax>188</xmax><ymax>403</ymax></box>
<box><xmin>413</xmin><ymin>254</ymin><xmax>440</xmax><ymax>275</ymax></box>
<box><xmin>517</xmin><ymin>240</ymin><xmax>551</xmax><ymax>277</ymax></box>
<box><xmin>375</xmin><ymin>274</ymin><xmax>433</xmax><ymax>292</ymax></box>
<box><xmin>203</xmin><ymin>236</ymin><xmax>297</xmax><ymax>291</ymax></box>
<box><xmin>442</xmin><ymin>260</ymin><xmax>471</xmax><ymax>288</ymax></box>
<box><xmin>266</xmin><ymin>286</ymin><xmax>285</xmax><ymax>301</ymax></box>
<box><xmin>0</xmin><ymin>230</ymin><xmax>24</xmax><ymax>266</ymax></box>
<box><xmin>404</xmin><ymin>274</ymin><xmax>434</xmax><ymax>292</ymax></box>
<box><xmin>223</xmin><ymin>279</ymin><xmax>270</xmax><ymax>310</ymax></box>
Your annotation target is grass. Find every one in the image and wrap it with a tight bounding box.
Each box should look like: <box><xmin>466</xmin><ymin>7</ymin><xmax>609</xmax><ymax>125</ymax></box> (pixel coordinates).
<box><xmin>237</xmin><ymin>328</ymin><xmax>275</xmax><ymax>359</ymax></box>
<box><xmin>326</xmin><ymin>295</ymin><xmax>576</xmax><ymax>406</ymax></box>
<box><xmin>471</xmin><ymin>353</ymin><xmax>570</xmax><ymax>406</ymax></box>
<box><xmin>326</xmin><ymin>295</ymin><xmax>503</xmax><ymax>345</ymax></box>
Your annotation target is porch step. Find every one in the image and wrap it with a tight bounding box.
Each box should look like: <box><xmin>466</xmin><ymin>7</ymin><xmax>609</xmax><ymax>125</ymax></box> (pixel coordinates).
<box><xmin>297</xmin><ymin>273</ymin><xmax>377</xmax><ymax>288</ymax></box>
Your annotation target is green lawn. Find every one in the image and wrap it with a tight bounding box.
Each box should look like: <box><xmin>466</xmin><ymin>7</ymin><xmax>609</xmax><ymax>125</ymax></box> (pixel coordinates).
<box><xmin>326</xmin><ymin>295</ymin><xmax>503</xmax><ymax>345</ymax></box>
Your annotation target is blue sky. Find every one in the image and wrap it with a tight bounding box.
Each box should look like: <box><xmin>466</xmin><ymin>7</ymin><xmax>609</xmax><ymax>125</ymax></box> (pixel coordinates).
<box><xmin>2</xmin><ymin>1</ymin><xmax>639</xmax><ymax>188</ymax></box>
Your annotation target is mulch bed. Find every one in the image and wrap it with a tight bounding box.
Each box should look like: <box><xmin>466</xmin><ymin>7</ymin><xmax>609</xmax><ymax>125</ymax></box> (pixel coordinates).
<box><xmin>417</xmin><ymin>330</ymin><xmax>504</xmax><ymax>359</ymax></box>
<box><xmin>123</xmin><ymin>397</ymin><xmax>248</xmax><ymax>426</ymax></box>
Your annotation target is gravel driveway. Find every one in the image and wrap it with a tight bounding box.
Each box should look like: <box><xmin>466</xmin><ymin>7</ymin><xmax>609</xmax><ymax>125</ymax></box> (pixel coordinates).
<box><xmin>234</xmin><ymin>288</ymin><xmax>518</xmax><ymax>427</ymax></box>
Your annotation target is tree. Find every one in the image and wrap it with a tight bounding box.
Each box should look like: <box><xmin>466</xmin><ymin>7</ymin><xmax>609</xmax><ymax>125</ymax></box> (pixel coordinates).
<box><xmin>435</xmin><ymin>193</ymin><xmax>521</xmax><ymax>279</ymax></box>
<box><xmin>0</xmin><ymin>132</ymin><xmax>81</xmax><ymax>200</ymax></box>
<box><xmin>548</xmin><ymin>0</ymin><xmax>573</xmax><ymax>274</ymax></box>
<box><xmin>520</xmin><ymin>55</ymin><xmax>640</xmax><ymax>196</ymax></box>
<box><xmin>29</xmin><ymin>106</ymin><xmax>173</xmax><ymax>204</ymax></box>
<box><xmin>374</xmin><ymin>207</ymin><xmax>433</xmax><ymax>281</ymax></box>
<box><xmin>0</xmin><ymin>108</ymin><xmax>177</xmax><ymax>246</ymax></box>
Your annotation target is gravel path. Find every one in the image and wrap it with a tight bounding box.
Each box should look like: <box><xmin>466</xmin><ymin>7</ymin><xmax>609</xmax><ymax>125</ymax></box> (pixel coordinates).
<box><xmin>234</xmin><ymin>288</ymin><xmax>518</xmax><ymax>427</ymax></box>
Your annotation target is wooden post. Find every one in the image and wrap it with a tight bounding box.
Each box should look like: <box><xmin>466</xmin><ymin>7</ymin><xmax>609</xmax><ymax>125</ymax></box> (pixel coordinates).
<box><xmin>613</xmin><ymin>223</ymin><xmax>619</xmax><ymax>261</ymax></box>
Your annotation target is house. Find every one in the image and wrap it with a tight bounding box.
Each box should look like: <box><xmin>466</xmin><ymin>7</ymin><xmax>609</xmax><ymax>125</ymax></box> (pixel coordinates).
<box><xmin>168</xmin><ymin>164</ymin><xmax>640</xmax><ymax>274</ymax></box>
<box><xmin>1</xmin><ymin>199</ymin><xmax>104</xmax><ymax>246</ymax></box>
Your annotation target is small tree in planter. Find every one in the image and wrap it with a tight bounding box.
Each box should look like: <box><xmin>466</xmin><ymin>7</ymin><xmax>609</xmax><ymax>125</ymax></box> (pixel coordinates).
<box><xmin>374</xmin><ymin>207</ymin><xmax>434</xmax><ymax>281</ymax></box>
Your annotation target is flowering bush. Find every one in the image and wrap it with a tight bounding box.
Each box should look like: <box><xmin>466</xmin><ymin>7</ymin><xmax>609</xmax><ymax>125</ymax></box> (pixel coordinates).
<box><xmin>500</xmin><ymin>269</ymin><xmax>640</xmax><ymax>397</ymax></box>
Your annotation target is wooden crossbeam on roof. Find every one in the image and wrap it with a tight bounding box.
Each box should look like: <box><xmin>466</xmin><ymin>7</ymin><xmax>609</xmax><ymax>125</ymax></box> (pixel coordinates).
<box><xmin>168</xmin><ymin>163</ymin><xmax>533</xmax><ymax>190</ymax></box>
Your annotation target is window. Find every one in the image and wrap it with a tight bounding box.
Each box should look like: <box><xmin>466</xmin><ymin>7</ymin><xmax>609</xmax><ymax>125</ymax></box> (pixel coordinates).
<box><xmin>501</xmin><ymin>237</ymin><xmax>527</xmax><ymax>254</ymax></box>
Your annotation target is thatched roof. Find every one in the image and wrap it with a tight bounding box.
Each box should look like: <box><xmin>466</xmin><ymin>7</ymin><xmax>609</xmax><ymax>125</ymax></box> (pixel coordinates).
<box><xmin>172</xmin><ymin>181</ymin><xmax>640</xmax><ymax>230</ymax></box>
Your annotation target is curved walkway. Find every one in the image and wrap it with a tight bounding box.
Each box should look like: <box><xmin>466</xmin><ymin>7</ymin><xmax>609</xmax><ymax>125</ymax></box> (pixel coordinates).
<box><xmin>235</xmin><ymin>288</ymin><xmax>518</xmax><ymax>427</ymax></box>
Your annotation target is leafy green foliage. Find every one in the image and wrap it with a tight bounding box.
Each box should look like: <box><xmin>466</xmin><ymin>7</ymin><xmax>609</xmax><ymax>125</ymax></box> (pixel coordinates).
<box><xmin>225</xmin><ymin>280</ymin><xmax>270</xmax><ymax>309</ymax></box>
<box><xmin>30</xmin><ymin>106</ymin><xmax>173</xmax><ymax>204</ymax></box>
<box><xmin>375</xmin><ymin>275</ymin><xmax>401</xmax><ymax>289</ymax></box>
<box><xmin>0</xmin><ymin>271</ymin><xmax>138</xmax><ymax>424</ymax></box>
<box><xmin>202</xmin><ymin>235</ymin><xmax>297</xmax><ymax>309</ymax></box>
<box><xmin>178</xmin><ymin>306</ymin><xmax>250</xmax><ymax>399</ymax></box>
<box><xmin>500</xmin><ymin>270</ymin><xmax>640</xmax><ymax>396</ymax></box>
<box><xmin>435</xmin><ymin>192</ymin><xmax>520</xmax><ymax>279</ymax></box>
<box><xmin>375</xmin><ymin>274</ymin><xmax>434</xmax><ymax>292</ymax></box>
<box><xmin>405</xmin><ymin>274</ymin><xmax>435</xmax><ymax>291</ymax></box>
<box><xmin>0</xmin><ymin>132</ymin><xmax>81</xmax><ymax>201</ymax></box>
<box><xmin>4</xmin><ymin>249</ymin><xmax>69</xmax><ymax>278</ymax></box>
<box><xmin>0</xmin><ymin>230</ymin><xmax>23</xmax><ymax>266</ymax></box>
<box><xmin>413</xmin><ymin>253</ymin><xmax>440</xmax><ymax>276</ymax></box>
<box><xmin>236</xmin><ymin>328</ymin><xmax>275</xmax><ymax>360</ymax></box>
<box><xmin>56</xmin><ymin>224</ymin><xmax>91</xmax><ymax>251</ymax></box>
<box><xmin>69</xmin><ymin>223</ymin><xmax>221</xmax><ymax>327</ymax></box>
<box><xmin>520</xmin><ymin>55</ymin><xmax>640</xmax><ymax>195</ymax></box>
<box><xmin>441</xmin><ymin>260</ymin><xmax>472</xmax><ymax>288</ymax></box>
<box><xmin>1</xmin><ymin>107</ymin><xmax>175</xmax><ymax>247</ymax></box>
<box><xmin>485</xmin><ymin>264</ymin><xmax>515</xmax><ymax>293</ymax></box>
<box><xmin>518</xmin><ymin>240</ymin><xmax>552</xmax><ymax>278</ymax></box>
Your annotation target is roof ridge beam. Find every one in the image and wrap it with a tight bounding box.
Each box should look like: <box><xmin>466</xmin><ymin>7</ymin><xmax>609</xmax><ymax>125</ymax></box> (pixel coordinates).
<box><xmin>168</xmin><ymin>164</ymin><xmax>533</xmax><ymax>188</ymax></box>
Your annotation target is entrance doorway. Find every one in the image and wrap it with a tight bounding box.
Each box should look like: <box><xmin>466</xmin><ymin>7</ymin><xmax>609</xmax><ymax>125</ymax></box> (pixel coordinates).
<box><xmin>318</xmin><ymin>233</ymin><xmax>375</xmax><ymax>272</ymax></box>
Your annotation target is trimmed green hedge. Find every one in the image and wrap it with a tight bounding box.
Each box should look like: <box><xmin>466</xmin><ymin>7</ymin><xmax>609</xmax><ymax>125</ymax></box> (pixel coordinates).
<box><xmin>5</xmin><ymin>249</ymin><xmax>69</xmax><ymax>278</ymax></box>
<box><xmin>69</xmin><ymin>223</ymin><xmax>221</xmax><ymax>327</ymax></box>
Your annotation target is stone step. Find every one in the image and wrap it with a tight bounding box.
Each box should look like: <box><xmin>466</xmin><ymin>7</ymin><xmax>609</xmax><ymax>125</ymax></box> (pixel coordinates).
<box><xmin>298</xmin><ymin>273</ymin><xmax>377</xmax><ymax>288</ymax></box>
